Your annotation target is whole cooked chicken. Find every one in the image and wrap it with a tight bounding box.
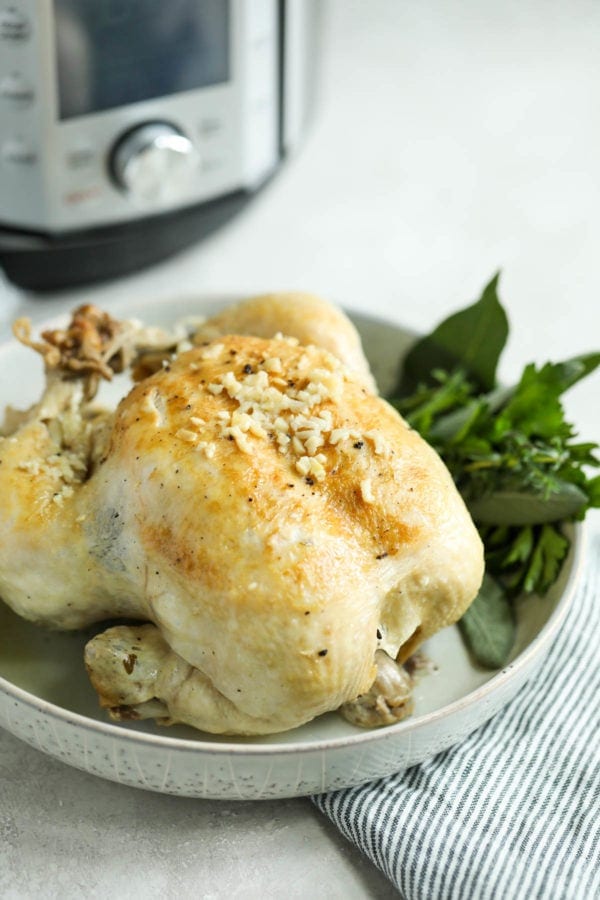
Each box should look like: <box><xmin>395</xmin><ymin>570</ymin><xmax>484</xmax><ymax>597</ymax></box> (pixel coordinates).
<box><xmin>0</xmin><ymin>293</ymin><xmax>484</xmax><ymax>735</ymax></box>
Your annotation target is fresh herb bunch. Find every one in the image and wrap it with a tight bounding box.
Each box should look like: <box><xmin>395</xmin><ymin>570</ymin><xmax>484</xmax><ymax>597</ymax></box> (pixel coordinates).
<box><xmin>389</xmin><ymin>274</ymin><xmax>600</xmax><ymax>668</ymax></box>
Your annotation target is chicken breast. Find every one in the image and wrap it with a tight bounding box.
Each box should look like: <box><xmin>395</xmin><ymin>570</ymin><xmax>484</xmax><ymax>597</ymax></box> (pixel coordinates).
<box><xmin>0</xmin><ymin>297</ymin><xmax>484</xmax><ymax>735</ymax></box>
<box><xmin>193</xmin><ymin>291</ymin><xmax>377</xmax><ymax>392</ymax></box>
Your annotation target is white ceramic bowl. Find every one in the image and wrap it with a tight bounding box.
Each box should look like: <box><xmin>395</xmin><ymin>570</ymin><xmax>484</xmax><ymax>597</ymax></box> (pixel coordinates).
<box><xmin>0</xmin><ymin>296</ymin><xmax>584</xmax><ymax>799</ymax></box>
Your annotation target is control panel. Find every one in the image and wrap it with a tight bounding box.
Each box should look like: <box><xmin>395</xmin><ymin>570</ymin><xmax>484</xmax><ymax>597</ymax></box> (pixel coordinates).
<box><xmin>0</xmin><ymin>0</ymin><xmax>279</xmax><ymax>232</ymax></box>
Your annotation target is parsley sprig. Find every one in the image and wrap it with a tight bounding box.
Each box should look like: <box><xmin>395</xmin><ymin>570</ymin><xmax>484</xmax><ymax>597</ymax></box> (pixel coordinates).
<box><xmin>389</xmin><ymin>274</ymin><xmax>600</xmax><ymax>668</ymax></box>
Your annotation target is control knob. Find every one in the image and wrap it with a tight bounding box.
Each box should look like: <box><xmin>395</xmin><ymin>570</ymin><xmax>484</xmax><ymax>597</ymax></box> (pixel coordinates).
<box><xmin>111</xmin><ymin>122</ymin><xmax>198</xmax><ymax>201</ymax></box>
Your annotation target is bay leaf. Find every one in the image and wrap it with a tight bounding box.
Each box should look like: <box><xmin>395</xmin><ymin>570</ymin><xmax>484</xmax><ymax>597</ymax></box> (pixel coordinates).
<box><xmin>398</xmin><ymin>273</ymin><xmax>509</xmax><ymax>395</ymax></box>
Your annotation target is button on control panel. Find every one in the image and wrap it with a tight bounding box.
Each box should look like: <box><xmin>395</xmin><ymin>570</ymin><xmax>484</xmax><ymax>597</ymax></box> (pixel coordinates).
<box><xmin>0</xmin><ymin>71</ymin><xmax>34</xmax><ymax>107</ymax></box>
<box><xmin>198</xmin><ymin>116</ymin><xmax>224</xmax><ymax>139</ymax></box>
<box><xmin>2</xmin><ymin>136</ymin><xmax>37</xmax><ymax>165</ymax></box>
<box><xmin>65</xmin><ymin>143</ymin><xmax>96</xmax><ymax>171</ymax></box>
<box><xmin>0</xmin><ymin>6</ymin><xmax>30</xmax><ymax>41</ymax></box>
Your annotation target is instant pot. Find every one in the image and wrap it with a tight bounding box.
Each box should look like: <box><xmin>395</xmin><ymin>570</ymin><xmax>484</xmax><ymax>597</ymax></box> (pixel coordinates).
<box><xmin>0</xmin><ymin>0</ymin><xmax>319</xmax><ymax>290</ymax></box>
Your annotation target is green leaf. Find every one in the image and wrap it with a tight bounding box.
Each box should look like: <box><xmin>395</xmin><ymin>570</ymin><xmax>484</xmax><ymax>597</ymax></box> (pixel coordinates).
<box><xmin>398</xmin><ymin>273</ymin><xmax>509</xmax><ymax>394</ymax></box>
<box><xmin>502</xmin><ymin>526</ymin><xmax>534</xmax><ymax>566</ymax></box>
<box><xmin>522</xmin><ymin>525</ymin><xmax>570</xmax><ymax>595</ymax></box>
<box><xmin>429</xmin><ymin>385</ymin><xmax>513</xmax><ymax>443</ymax></box>
<box><xmin>396</xmin><ymin>369</ymin><xmax>475</xmax><ymax>437</ymax></box>
<box><xmin>586</xmin><ymin>475</ymin><xmax>600</xmax><ymax>507</ymax></box>
<box><xmin>544</xmin><ymin>353</ymin><xmax>600</xmax><ymax>393</ymax></box>
<box><xmin>493</xmin><ymin>364</ymin><xmax>567</xmax><ymax>441</ymax></box>
<box><xmin>467</xmin><ymin>482</ymin><xmax>588</xmax><ymax>525</ymax></box>
<box><xmin>429</xmin><ymin>398</ymin><xmax>483</xmax><ymax>443</ymax></box>
<box><xmin>493</xmin><ymin>355</ymin><xmax>600</xmax><ymax>442</ymax></box>
<box><xmin>458</xmin><ymin>573</ymin><xmax>516</xmax><ymax>668</ymax></box>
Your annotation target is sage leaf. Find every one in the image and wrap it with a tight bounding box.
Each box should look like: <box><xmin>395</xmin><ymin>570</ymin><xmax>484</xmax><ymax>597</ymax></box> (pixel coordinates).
<box><xmin>398</xmin><ymin>273</ymin><xmax>509</xmax><ymax>394</ymax></box>
<box><xmin>468</xmin><ymin>482</ymin><xmax>588</xmax><ymax>525</ymax></box>
<box><xmin>458</xmin><ymin>574</ymin><xmax>516</xmax><ymax>669</ymax></box>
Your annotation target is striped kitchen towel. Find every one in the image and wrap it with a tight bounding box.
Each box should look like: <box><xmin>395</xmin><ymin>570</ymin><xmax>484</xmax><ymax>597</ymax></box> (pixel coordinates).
<box><xmin>314</xmin><ymin>529</ymin><xmax>600</xmax><ymax>900</ymax></box>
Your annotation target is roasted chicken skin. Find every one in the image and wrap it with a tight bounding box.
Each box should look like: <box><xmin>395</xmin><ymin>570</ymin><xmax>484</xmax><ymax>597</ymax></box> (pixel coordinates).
<box><xmin>0</xmin><ymin>294</ymin><xmax>484</xmax><ymax>735</ymax></box>
<box><xmin>194</xmin><ymin>291</ymin><xmax>377</xmax><ymax>392</ymax></box>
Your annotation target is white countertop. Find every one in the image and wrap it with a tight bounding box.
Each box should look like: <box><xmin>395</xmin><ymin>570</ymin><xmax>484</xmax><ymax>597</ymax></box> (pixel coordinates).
<box><xmin>1</xmin><ymin>2</ymin><xmax>599</xmax><ymax>897</ymax></box>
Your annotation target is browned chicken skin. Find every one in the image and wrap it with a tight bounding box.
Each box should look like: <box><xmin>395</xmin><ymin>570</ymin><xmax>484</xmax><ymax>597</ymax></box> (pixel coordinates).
<box><xmin>0</xmin><ymin>293</ymin><xmax>484</xmax><ymax>735</ymax></box>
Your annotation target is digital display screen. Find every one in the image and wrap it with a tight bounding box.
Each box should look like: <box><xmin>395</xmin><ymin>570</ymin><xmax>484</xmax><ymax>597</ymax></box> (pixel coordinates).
<box><xmin>54</xmin><ymin>0</ymin><xmax>230</xmax><ymax>119</ymax></box>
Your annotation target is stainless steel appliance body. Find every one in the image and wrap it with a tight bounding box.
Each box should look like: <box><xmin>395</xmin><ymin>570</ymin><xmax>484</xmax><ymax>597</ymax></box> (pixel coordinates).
<box><xmin>0</xmin><ymin>0</ymin><xmax>318</xmax><ymax>289</ymax></box>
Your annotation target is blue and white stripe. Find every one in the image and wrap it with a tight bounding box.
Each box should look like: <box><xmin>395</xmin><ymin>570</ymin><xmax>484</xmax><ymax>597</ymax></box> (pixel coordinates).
<box><xmin>314</xmin><ymin>532</ymin><xmax>600</xmax><ymax>900</ymax></box>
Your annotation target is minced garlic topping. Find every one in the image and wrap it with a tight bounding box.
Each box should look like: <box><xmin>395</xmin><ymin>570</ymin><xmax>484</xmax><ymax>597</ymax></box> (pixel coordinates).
<box><xmin>360</xmin><ymin>478</ymin><xmax>375</xmax><ymax>504</ymax></box>
<box><xmin>17</xmin><ymin>447</ymin><xmax>87</xmax><ymax>507</ymax></box>
<box><xmin>175</xmin><ymin>341</ymin><xmax>390</xmax><ymax>486</ymax></box>
<box><xmin>175</xmin><ymin>427</ymin><xmax>199</xmax><ymax>444</ymax></box>
<box><xmin>204</xmin><ymin>351</ymin><xmax>348</xmax><ymax>481</ymax></box>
